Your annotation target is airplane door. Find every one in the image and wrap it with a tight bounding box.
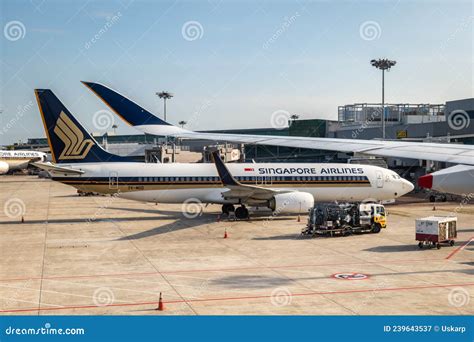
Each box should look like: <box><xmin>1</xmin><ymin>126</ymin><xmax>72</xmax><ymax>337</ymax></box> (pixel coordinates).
<box><xmin>375</xmin><ymin>171</ymin><xmax>383</xmax><ymax>188</ymax></box>
<box><xmin>109</xmin><ymin>171</ymin><xmax>119</xmax><ymax>190</ymax></box>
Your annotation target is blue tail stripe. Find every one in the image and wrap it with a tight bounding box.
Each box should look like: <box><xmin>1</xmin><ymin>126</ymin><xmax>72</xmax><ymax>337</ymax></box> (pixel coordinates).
<box><xmin>82</xmin><ymin>81</ymin><xmax>170</xmax><ymax>127</ymax></box>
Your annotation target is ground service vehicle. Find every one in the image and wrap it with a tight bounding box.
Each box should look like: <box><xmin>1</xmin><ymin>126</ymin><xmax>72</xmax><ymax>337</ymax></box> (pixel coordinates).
<box><xmin>302</xmin><ymin>202</ymin><xmax>386</xmax><ymax>237</ymax></box>
<box><xmin>416</xmin><ymin>216</ymin><xmax>457</xmax><ymax>249</ymax></box>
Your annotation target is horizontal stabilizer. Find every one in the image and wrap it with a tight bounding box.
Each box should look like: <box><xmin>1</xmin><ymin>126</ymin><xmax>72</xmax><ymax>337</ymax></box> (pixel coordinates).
<box><xmin>32</xmin><ymin>162</ymin><xmax>85</xmax><ymax>175</ymax></box>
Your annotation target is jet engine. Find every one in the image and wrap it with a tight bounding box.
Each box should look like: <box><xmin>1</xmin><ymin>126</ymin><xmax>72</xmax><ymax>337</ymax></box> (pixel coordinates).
<box><xmin>268</xmin><ymin>192</ymin><xmax>314</xmax><ymax>214</ymax></box>
<box><xmin>0</xmin><ymin>161</ymin><xmax>9</xmax><ymax>175</ymax></box>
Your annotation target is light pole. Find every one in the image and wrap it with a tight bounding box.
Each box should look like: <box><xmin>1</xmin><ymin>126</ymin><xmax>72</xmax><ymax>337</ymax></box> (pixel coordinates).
<box><xmin>370</xmin><ymin>58</ymin><xmax>396</xmax><ymax>139</ymax></box>
<box><xmin>156</xmin><ymin>91</ymin><xmax>174</xmax><ymax>121</ymax></box>
<box><xmin>290</xmin><ymin>114</ymin><xmax>299</xmax><ymax>127</ymax></box>
<box><xmin>290</xmin><ymin>114</ymin><xmax>300</xmax><ymax>122</ymax></box>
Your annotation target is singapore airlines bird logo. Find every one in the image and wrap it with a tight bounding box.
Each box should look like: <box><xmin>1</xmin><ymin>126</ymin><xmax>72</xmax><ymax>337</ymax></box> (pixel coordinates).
<box><xmin>54</xmin><ymin>111</ymin><xmax>94</xmax><ymax>160</ymax></box>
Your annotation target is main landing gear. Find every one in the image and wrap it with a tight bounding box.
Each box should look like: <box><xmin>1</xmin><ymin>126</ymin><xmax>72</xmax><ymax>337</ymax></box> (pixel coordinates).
<box><xmin>235</xmin><ymin>206</ymin><xmax>249</xmax><ymax>220</ymax></box>
<box><xmin>222</xmin><ymin>204</ymin><xmax>249</xmax><ymax>220</ymax></box>
<box><xmin>221</xmin><ymin>204</ymin><xmax>235</xmax><ymax>215</ymax></box>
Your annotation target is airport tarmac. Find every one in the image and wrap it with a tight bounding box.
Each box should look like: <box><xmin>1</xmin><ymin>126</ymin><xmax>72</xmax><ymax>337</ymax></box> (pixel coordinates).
<box><xmin>0</xmin><ymin>175</ymin><xmax>473</xmax><ymax>315</ymax></box>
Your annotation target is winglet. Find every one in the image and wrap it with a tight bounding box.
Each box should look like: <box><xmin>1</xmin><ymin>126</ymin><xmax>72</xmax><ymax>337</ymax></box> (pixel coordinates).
<box><xmin>211</xmin><ymin>151</ymin><xmax>240</xmax><ymax>187</ymax></box>
<box><xmin>81</xmin><ymin>81</ymin><xmax>171</xmax><ymax>127</ymax></box>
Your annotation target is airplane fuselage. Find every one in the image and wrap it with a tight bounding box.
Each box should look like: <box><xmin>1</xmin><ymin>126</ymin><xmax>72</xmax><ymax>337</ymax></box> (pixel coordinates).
<box><xmin>0</xmin><ymin>150</ymin><xmax>47</xmax><ymax>174</ymax></box>
<box><xmin>49</xmin><ymin>162</ymin><xmax>413</xmax><ymax>204</ymax></box>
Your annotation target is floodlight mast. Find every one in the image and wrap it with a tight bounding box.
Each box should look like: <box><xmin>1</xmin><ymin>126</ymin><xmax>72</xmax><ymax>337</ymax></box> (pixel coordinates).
<box><xmin>370</xmin><ymin>58</ymin><xmax>396</xmax><ymax>139</ymax></box>
<box><xmin>156</xmin><ymin>91</ymin><xmax>174</xmax><ymax>122</ymax></box>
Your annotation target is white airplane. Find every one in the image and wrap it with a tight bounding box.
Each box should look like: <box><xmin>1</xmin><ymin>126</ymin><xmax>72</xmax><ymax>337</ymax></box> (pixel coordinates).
<box><xmin>0</xmin><ymin>150</ymin><xmax>47</xmax><ymax>174</ymax></box>
<box><xmin>32</xmin><ymin>89</ymin><xmax>412</xmax><ymax>220</ymax></box>
<box><xmin>81</xmin><ymin>81</ymin><xmax>474</xmax><ymax>197</ymax></box>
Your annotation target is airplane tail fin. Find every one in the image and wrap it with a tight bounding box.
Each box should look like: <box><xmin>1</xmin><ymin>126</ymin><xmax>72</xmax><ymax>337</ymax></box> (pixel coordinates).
<box><xmin>34</xmin><ymin>89</ymin><xmax>132</xmax><ymax>164</ymax></box>
<box><xmin>81</xmin><ymin>81</ymin><xmax>171</xmax><ymax>126</ymax></box>
<box><xmin>210</xmin><ymin>151</ymin><xmax>240</xmax><ymax>187</ymax></box>
<box><xmin>81</xmin><ymin>81</ymin><xmax>186</xmax><ymax>136</ymax></box>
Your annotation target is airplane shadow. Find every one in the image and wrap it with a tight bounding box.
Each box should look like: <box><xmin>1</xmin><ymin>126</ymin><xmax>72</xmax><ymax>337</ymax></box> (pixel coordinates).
<box><xmin>363</xmin><ymin>245</ymin><xmax>420</xmax><ymax>253</ymax></box>
<box><xmin>245</xmin><ymin>216</ymin><xmax>298</xmax><ymax>222</ymax></box>
<box><xmin>210</xmin><ymin>275</ymin><xmax>292</xmax><ymax>289</ymax></box>
<box><xmin>0</xmin><ymin>216</ymin><xmax>174</xmax><ymax>225</ymax></box>
<box><xmin>459</xmin><ymin>228</ymin><xmax>474</xmax><ymax>232</ymax></box>
<box><xmin>252</xmin><ymin>234</ymin><xmax>307</xmax><ymax>241</ymax></box>
<box><xmin>106</xmin><ymin>206</ymin><xmax>190</xmax><ymax>217</ymax></box>
<box><xmin>116</xmin><ymin>214</ymin><xmax>216</xmax><ymax>240</ymax></box>
<box><xmin>364</xmin><ymin>237</ymin><xmax>474</xmax><ymax>253</ymax></box>
<box><xmin>212</xmin><ymin>268</ymin><xmax>474</xmax><ymax>289</ymax></box>
<box><xmin>105</xmin><ymin>206</ymin><xmax>217</xmax><ymax>240</ymax></box>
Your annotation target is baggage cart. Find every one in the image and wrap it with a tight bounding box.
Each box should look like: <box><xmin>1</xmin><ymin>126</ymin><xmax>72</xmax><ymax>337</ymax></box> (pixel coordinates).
<box><xmin>416</xmin><ymin>216</ymin><xmax>457</xmax><ymax>249</ymax></box>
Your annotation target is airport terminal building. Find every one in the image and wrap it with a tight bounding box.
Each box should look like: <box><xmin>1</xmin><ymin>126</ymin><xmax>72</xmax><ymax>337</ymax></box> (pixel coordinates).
<box><xmin>10</xmin><ymin>97</ymin><xmax>474</xmax><ymax>185</ymax></box>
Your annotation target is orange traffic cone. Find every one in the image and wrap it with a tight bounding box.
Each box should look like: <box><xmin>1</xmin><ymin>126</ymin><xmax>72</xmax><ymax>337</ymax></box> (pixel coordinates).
<box><xmin>432</xmin><ymin>205</ymin><xmax>436</xmax><ymax>211</ymax></box>
<box><xmin>224</xmin><ymin>229</ymin><xmax>228</xmax><ymax>239</ymax></box>
<box><xmin>156</xmin><ymin>292</ymin><xmax>164</xmax><ymax>311</ymax></box>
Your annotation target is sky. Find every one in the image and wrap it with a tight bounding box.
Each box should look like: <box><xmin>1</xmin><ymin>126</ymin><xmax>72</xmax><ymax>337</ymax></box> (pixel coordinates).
<box><xmin>0</xmin><ymin>0</ymin><xmax>473</xmax><ymax>145</ymax></box>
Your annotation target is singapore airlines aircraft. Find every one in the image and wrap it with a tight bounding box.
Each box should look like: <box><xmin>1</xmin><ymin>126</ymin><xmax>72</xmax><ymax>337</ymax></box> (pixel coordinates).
<box><xmin>81</xmin><ymin>81</ymin><xmax>474</xmax><ymax>196</ymax></box>
<box><xmin>0</xmin><ymin>150</ymin><xmax>46</xmax><ymax>174</ymax></box>
<box><xmin>32</xmin><ymin>89</ymin><xmax>413</xmax><ymax>219</ymax></box>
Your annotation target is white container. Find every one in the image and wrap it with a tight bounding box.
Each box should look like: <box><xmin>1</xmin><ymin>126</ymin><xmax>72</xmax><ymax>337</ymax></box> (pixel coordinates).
<box><xmin>415</xmin><ymin>216</ymin><xmax>457</xmax><ymax>245</ymax></box>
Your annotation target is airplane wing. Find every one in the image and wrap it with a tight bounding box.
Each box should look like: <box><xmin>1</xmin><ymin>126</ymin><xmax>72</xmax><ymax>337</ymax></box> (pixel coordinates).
<box><xmin>210</xmin><ymin>151</ymin><xmax>292</xmax><ymax>201</ymax></box>
<box><xmin>82</xmin><ymin>81</ymin><xmax>474</xmax><ymax>166</ymax></box>
<box><xmin>32</xmin><ymin>162</ymin><xmax>85</xmax><ymax>175</ymax></box>
<box><xmin>142</xmin><ymin>130</ymin><xmax>474</xmax><ymax>165</ymax></box>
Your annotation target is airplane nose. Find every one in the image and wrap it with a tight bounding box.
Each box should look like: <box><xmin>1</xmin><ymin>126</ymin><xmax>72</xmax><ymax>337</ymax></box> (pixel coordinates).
<box><xmin>402</xmin><ymin>179</ymin><xmax>414</xmax><ymax>193</ymax></box>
